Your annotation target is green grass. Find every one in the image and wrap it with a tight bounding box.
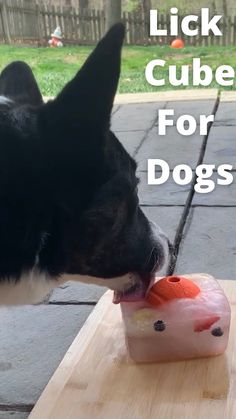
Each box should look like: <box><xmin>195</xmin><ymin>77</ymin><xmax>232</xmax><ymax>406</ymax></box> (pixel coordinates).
<box><xmin>1</xmin><ymin>44</ymin><xmax>236</xmax><ymax>96</ymax></box>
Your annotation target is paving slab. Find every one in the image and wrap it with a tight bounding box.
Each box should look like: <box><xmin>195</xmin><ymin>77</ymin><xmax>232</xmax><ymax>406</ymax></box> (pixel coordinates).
<box><xmin>49</xmin><ymin>281</ymin><xmax>106</xmax><ymax>304</ymax></box>
<box><xmin>175</xmin><ymin>207</ymin><xmax>236</xmax><ymax>279</ymax></box>
<box><xmin>203</xmin><ymin>126</ymin><xmax>236</xmax><ymax>166</ymax></box>
<box><xmin>0</xmin><ymin>305</ymin><xmax>92</xmax><ymax>405</ymax></box>
<box><xmin>138</xmin><ymin>171</ymin><xmax>191</xmax><ymax>205</ymax></box>
<box><xmin>115</xmin><ymin>130</ymin><xmax>145</xmax><ymax>157</ymax></box>
<box><xmin>159</xmin><ymin>100</ymin><xmax>217</xmax><ymax>125</ymax></box>
<box><xmin>192</xmin><ymin>171</ymin><xmax>236</xmax><ymax>206</ymax></box>
<box><xmin>111</xmin><ymin>102</ymin><xmax>165</xmax><ymax>132</ymax></box>
<box><xmin>0</xmin><ymin>413</ymin><xmax>29</xmax><ymax>419</ymax></box>
<box><xmin>214</xmin><ymin>101</ymin><xmax>236</xmax><ymax>125</ymax></box>
<box><xmin>141</xmin><ymin>206</ymin><xmax>183</xmax><ymax>243</ymax></box>
<box><xmin>136</xmin><ymin>127</ymin><xmax>204</xmax><ymax>171</ymax></box>
<box><xmin>138</xmin><ymin>159</ymin><xmax>236</xmax><ymax>208</ymax></box>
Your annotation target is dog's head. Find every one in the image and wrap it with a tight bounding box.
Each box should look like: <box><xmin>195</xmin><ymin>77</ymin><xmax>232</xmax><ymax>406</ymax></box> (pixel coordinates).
<box><xmin>0</xmin><ymin>24</ymin><xmax>169</xmax><ymax>294</ymax></box>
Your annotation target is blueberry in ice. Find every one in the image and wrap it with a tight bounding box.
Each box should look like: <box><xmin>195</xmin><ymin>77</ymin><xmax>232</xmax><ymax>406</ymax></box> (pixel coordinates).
<box><xmin>154</xmin><ymin>320</ymin><xmax>166</xmax><ymax>332</ymax></box>
<box><xmin>211</xmin><ymin>327</ymin><xmax>223</xmax><ymax>337</ymax></box>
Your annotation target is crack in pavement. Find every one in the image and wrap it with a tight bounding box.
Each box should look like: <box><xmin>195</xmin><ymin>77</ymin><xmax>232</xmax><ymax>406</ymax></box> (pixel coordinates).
<box><xmin>133</xmin><ymin>102</ymin><xmax>169</xmax><ymax>158</ymax></box>
<box><xmin>48</xmin><ymin>301</ymin><xmax>97</xmax><ymax>306</ymax></box>
<box><xmin>0</xmin><ymin>403</ymin><xmax>34</xmax><ymax>413</ymax></box>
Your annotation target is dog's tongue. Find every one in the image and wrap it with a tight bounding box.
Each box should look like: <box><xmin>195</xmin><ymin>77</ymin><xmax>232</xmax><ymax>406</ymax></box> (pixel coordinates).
<box><xmin>113</xmin><ymin>275</ymin><xmax>154</xmax><ymax>304</ymax></box>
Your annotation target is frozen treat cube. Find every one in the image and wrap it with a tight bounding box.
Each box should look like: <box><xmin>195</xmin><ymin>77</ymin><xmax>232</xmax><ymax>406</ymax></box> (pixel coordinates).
<box><xmin>118</xmin><ymin>274</ymin><xmax>231</xmax><ymax>363</ymax></box>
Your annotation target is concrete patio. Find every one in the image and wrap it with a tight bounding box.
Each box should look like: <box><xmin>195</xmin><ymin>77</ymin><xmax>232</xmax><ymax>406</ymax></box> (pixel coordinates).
<box><xmin>1</xmin><ymin>89</ymin><xmax>236</xmax><ymax>418</ymax></box>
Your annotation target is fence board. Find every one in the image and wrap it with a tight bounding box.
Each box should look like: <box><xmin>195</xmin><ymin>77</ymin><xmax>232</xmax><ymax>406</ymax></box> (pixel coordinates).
<box><xmin>234</xmin><ymin>16</ymin><xmax>236</xmax><ymax>45</ymax></box>
<box><xmin>97</xmin><ymin>8</ymin><xmax>101</xmax><ymax>40</ymax></box>
<box><xmin>227</xmin><ymin>16</ymin><xmax>232</xmax><ymax>45</ymax></box>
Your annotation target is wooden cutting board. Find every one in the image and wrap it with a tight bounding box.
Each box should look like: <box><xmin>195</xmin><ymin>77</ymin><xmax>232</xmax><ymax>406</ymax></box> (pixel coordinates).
<box><xmin>29</xmin><ymin>280</ymin><xmax>236</xmax><ymax>419</ymax></box>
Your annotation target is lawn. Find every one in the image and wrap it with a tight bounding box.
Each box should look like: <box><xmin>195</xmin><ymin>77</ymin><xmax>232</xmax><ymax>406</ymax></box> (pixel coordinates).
<box><xmin>1</xmin><ymin>44</ymin><xmax>236</xmax><ymax>96</ymax></box>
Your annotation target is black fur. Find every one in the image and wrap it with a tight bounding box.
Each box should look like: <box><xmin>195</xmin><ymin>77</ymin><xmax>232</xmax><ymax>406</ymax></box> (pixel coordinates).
<box><xmin>0</xmin><ymin>24</ymin><xmax>167</xmax><ymax>285</ymax></box>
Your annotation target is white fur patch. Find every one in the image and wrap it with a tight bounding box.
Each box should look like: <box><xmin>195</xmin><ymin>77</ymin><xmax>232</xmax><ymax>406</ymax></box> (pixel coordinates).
<box><xmin>0</xmin><ymin>95</ymin><xmax>12</xmax><ymax>105</ymax></box>
<box><xmin>0</xmin><ymin>269</ymin><xmax>64</xmax><ymax>305</ymax></box>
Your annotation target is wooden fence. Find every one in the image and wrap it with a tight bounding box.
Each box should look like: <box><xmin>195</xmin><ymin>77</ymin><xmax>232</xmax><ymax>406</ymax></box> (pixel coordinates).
<box><xmin>0</xmin><ymin>0</ymin><xmax>236</xmax><ymax>46</ymax></box>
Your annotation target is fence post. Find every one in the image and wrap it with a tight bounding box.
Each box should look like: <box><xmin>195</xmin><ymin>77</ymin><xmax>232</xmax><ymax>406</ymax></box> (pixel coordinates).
<box><xmin>35</xmin><ymin>3</ymin><xmax>41</xmax><ymax>44</ymax></box>
<box><xmin>0</xmin><ymin>3</ymin><xmax>4</xmax><ymax>43</ymax></box>
<box><xmin>105</xmin><ymin>0</ymin><xmax>121</xmax><ymax>31</ymax></box>
<box><xmin>1</xmin><ymin>1</ymin><xmax>11</xmax><ymax>44</ymax></box>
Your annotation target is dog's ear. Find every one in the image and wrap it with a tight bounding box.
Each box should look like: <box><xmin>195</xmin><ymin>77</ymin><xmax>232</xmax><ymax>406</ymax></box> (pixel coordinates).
<box><xmin>0</xmin><ymin>61</ymin><xmax>43</xmax><ymax>106</ymax></box>
<box><xmin>42</xmin><ymin>23</ymin><xmax>125</xmax><ymax>129</ymax></box>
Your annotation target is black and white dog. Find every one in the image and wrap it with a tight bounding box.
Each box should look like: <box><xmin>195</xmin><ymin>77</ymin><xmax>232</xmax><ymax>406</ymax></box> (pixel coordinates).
<box><xmin>0</xmin><ymin>24</ymin><xmax>169</xmax><ymax>304</ymax></box>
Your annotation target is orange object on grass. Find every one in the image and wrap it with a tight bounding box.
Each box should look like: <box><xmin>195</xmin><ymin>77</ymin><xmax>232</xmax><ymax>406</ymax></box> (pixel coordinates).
<box><xmin>146</xmin><ymin>276</ymin><xmax>200</xmax><ymax>306</ymax></box>
<box><xmin>171</xmin><ymin>39</ymin><xmax>185</xmax><ymax>48</ymax></box>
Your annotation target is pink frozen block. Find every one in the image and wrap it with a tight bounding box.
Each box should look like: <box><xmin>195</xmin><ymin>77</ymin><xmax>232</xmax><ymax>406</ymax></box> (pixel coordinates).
<box><xmin>119</xmin><ymin>274</ymin><xmax>231</xmax><ymax>363</ymax></box>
